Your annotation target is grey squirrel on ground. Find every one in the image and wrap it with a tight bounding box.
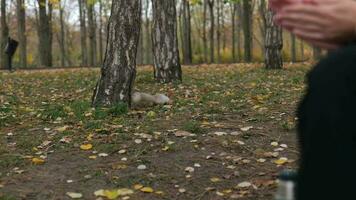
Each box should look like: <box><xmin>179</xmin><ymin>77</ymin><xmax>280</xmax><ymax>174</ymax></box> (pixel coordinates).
<box><xmin>132</xmin><ymin>92</ymin><xmax>171</xmax><ymax>105</ymax></box>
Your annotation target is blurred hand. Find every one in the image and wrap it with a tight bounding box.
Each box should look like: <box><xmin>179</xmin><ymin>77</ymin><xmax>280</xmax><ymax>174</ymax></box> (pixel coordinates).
<box><xmin>274</xmin><ymin>0</ymin><xmax>356</xmax><ymax>50</ymax></box>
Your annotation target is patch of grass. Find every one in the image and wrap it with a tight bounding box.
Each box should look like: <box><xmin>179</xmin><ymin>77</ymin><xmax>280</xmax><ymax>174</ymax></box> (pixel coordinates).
<box><xmin>42</xmin><ymin>104</ymin><xmax>67</xmax><ymax>120</ymax></box>
<box><xmin>182</xmin><ymin>120</ymin><xmax>203</xmax><ymax>134</ymax></box>
<box><xmin>0</xmin><ymin>154</ymin><xmax>24</xmax><ymax>169</ymax></box>
<box><xmin>108</xmin><ymin>103</ymin><xmax>128</xmax><ymax>117</ymax></box>
<box><xmin>0</xmin><ymin>195</ymin><xmax>18</xmax><ymax>200</ymax></box>
<box><xmin>84</xmin><ymin>120</ymin><xmax>103</xmax><ymax>130</ymax></box>
<box><xmin>70</xmin><ymin>100</ymin><xmax>91</xmax><ymax>120</ymax></box>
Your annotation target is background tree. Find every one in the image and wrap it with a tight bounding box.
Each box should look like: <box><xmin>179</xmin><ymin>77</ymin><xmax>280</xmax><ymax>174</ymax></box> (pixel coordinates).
<box><xmin>207</xmin><ymin>0</ymin><xmax>214</xmax><ymax>63</ymax></box>
<box><xmin>92</xmin><ymin>0</ymin><xmax>141</xmax><ymax>107</ymax></box>
<box><xmin>182</xmin><ymin>0</ymin><xmax>192</xmax><ymax>64</ymax></box>
<box><xmin>87</xmin><ymin>0</ymin><xmax>97</xmax><ymax>67</ymax></box>
<box><xmin>16</xmin><ymin>0</ymin><xmax>26</xmax><ymax>68</ymax></box>
<box><xmin>152</xmin><ymin>0</ymin><xmax>182</xmax><ymax>83</ymax></box>
<box><xmin>79</xmin><ymin>0</ymin><xmax>88</xmax><ymax>66</ymax></box>
<box><xmin>242</xmin><ymin>0</ymin><xmax>252</xmax><ymax>62</ymax></box>
<box><xmin>37</xmin><ymin>0</ymin><xmax>52</xmax><ymax>67</ymax></box>
<box><xmin>1</xmin><ymin>0</ymin><xmax>8</xmax><ymax>69</ymax></box>
<box><xmin>265</xmin><ymin>9</ymin><xmax>283</xmax><ymax>69</ymax></box>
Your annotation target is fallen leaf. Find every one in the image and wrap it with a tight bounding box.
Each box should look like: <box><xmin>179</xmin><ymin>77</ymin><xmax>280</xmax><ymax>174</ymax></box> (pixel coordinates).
<box><xmin>80</xmin><ymin>144</ymin><xmax>93</xmax><ymax>150</ymax></box>
<box><xmin>174</xmin><ymin>131</ymin><xmax>192</xmax><ymax>137</ymax></box>
<box><xmin>140</xmin><ymin>187</ymin><xmax>154</xmax><ymax>193</ymax></box>
<box><xmin>210</xmin><ymin>177</ymin><xmax>221</xmax><ymax>183</ymax></box>
<box><xmin>237</xmin><ymin>181</ymin><xmax>252</xmax><ymax>188</ymax></box>
<box><xmin>32</xmin><ymin>158</ymin><xmax>45</xmax><ymax>165</ymax></box>
<box><xmin>240</xmin><ymin>126</ymin><xmax>253</xmax><ymax>132</ymax></box>
<box><xmin>134</xmin><ymin>184</ymin><xmax>144</xmax><ymax>190</ymax></box>
<box><xmin>66</xmin><ymin>192</ymin><xmax>83</xmax><ymax>199</ymax></box>
<box><xmin>137</xmin><ymin>165</ymin><xmax>147</xmax><ymax>170</ymax></box>
<box><xmin>274</xmin><ymin>157</ymin><xmax>288</xmax><ymax>165</ymax></box>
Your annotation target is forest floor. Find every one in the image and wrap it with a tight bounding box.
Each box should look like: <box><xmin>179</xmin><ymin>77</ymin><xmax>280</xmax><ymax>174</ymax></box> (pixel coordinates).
<box><xmin>0</xmin><ymin>64</ymin><xmax>309</xmax><ymax>200</ymax></box>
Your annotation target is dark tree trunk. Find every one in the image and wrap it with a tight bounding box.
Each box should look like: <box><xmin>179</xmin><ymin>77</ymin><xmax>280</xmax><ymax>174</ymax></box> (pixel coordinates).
<box><xmin>291</xmin><ymin>33</ymin><xmax>297</xmax><ymax>63</ymax></box>
<box><xmin>99</xmin><ymin>0</ymin><xmax>104</xmax><ymax>64</ymax></box>
<box><xmin>203</xmin><ymin>0</ymin><xmax>208</xmax><ymax>63</ymax></box>
<box><xmin>79</xmin><ymin>0</ymin><xmax>88</xmax><ymax>66</ymax></box>
<box><xmin>265</xmin><ymin>10</ymin><xmax>283</xmax><ymax>69</ymax></box>
<box><xmin>151</xmin><ymin>0</ymin><xmax>182</xmax><ymax>83</ymax></box>
<box><xmin>92</xmin><ymin>0</ymin><xmax>142</xmax><ymax>107</ymax></box>
<box><xmin>207</xmin><ymin>0</ymin><xmax>214</xmax><ymax>63</ymax></box>
<box><xmin>231</xmin><ymin>3</ymin><xmax>237</xmax><ymax>63</ymax></box>
<box><xmin>1</xmin><ymin>0</ymin><xmax>9</xmax><ymax>69</ymax></box>
<box><xmin>216</xmin><ymin>0</ymin><xmax>221</xmax><ymax>63</ymax></box>
<box><xmin>48</xmin><ymin>1</ymin><xmax>53</xmax><ymax>67</ymax></box>
<box><xmin>37</xmin><ymin>0</ymin><xmax>51</xmax><ymax>67</ymax></box>
<box><xmin>182</xmin><ymin>0</ymin><xmax>192</xmax><ymax>64</ymax></box>
<box><xmin>237</xmin><ymin>2</ymin><xmax>242</xmax><ymax>62</ymax></box>
<box><xmin>87</xmin><ymin>2</ymin><xmax>97</xmax><ymax>66</ymax></box>
<box><xmin>59</xmin><ymin>3</ymin><xmax>66</xmax><ymax>67</ymax></box>
<box><xmin>242</xmin><ymin>0</ymin><xmax>252</xmax><ymax>62</ymax></box>
<box><xmin>17</xmin><ymin>0</ymin><xmax>26</xmax><ymax>68</ymax></box>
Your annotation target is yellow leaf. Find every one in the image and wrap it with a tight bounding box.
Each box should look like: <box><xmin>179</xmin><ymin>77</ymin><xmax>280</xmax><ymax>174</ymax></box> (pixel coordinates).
<box><xmin>210</xmin><ymin>177</ymin><xmax>221</xmax><ymax>183</ymax></box>
<box><xmin>274</xmin><ymin>158</ymin><xmax>288</xmax><ymax>165</ymax></box>
<box><xmin>140</xmin><ymin>187</ymin><xmax>154</xmax><ymax>193</ymax></box>
<box><xmin>117</xmin><ymin>188</ymin><xmax>134</xmax><ymax>196</ymax></box>
<box><xmin>147</xmin><ymin>111</ymin><xmax>156</xmax><ymax>118</ymax></box>
<box><xmin>162</xmin><ymin>146</ymin><xmax>169</xmax><ymax>151</ymax></box>
<box><xmin>134</xmin><ymin>184</ymin><xmax>144</xmax><ymax>190</ymax></box>
<box><xmin>32</xmin><ymin>158</ymin><xmax>45</xmax><ymax>165</ymax></box>
<box><xmin>103</xmin><ymin>190</ymin><xmax>119</xmax><ymax>200</ymax></box>
<box><xmin>89</xmin><ymin>155</ymin><xmax>97</xmax><ymax>160</ymax></box>
<box><xmin>155</xmin><ymin>190</ymin><xmax>164</xmax><ymax>195</ymax></box>
<box><xmin>87</xmin><ymin>134</ymin><xmax>94</xmax><ymax>141</ymax></box>
<box><xmin>80</xmin><ymin>144</ymin><xmax>93</xmax><ymax>150</ymax></box>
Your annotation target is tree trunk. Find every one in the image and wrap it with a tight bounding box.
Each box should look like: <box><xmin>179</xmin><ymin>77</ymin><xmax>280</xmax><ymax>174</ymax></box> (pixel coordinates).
<box><xmin>59</xmin><ymin>3</ymin><xmax>66</xmax><ymax>67</ymax></box>
<box><xmin>242</xmin><ymin>0</ymin><xmax>252</xmax><ymax>62</ymax></box>
<box><xmin>203</xmin><ymin>0</ymin><xmax>208</xmax><ymax>63</ymax></box>
<box><xmin>87</xmin><ymin>2</ymin><xmax>97</xmax><ymax>67</ymax></box>
<box><xmin>1</xmin><ymin>0</ymin><xmax>8</xmax><ymax>69</ymax></box>
<box><xmin>144</xmin><ymin>0</ymin><xmax>151</xmax><ymax>64</ymax></box>
<box><xmin>291</xmin><ymin>33</ymin><xmax>297</xmax><ymax>63</ymax></box>
<box><xmin>237</xmin><ymin>2</ymin><xmax>242</xmax><ymax>62</ymax></box>
<box><xmin>152</xmin><ymin>0</ymin><xmax>182</xmax><ymax>83</ymax></box>
<box><xmin>99</xmin><ymin>0</ymin><xmax>104</xmax><ymax>64</ymax></box>
<box><xmin>265</xmin><ymin>10</ymin><xmax>283</xmax><ymax>69</ymax></box>
<box><xmin>207</xmin><ymin>0</ymin><xmax>214</xmax><ymax>63</ymax></box>
<box><xmin>79</xmin><ymin>0</ymin><xmax>88</xmax><ymax>66</ymax></box>
<box><xmin>182</xmin><ymin>0</ymin><xmax>192</xmax><ymax>64</ymax></box>
<box><xmin>48</xmin><ymin>1</ymin><xmax>53</xmax><ymax>67</ymax></box>
<box><xmin>17</xmin><ymin>0</ymin><xmax>26</xmax><ymax>68</ymax></box>
<box><xmin>92</xmin><ymin>0</ymin><xmax>141</xmax><ymax>107</ymax></box>
<box><xmin>231</xmin><ymin>3</ymin><xmax>237</xmax><ymax>63</ymax></box>
<box><xmin>37</xmin><ymin>0</ymin><xmax>51</xmax><ymax>67</ymax></box>
<box><xmin>300</xmin><ymin>41</ymin><xmax>304</xmax><ymax>61</ymax></box>
<box><xmin>216</xmin><ymin>0</ymin><xmax>221</xmax><ymax>63</ymax></box>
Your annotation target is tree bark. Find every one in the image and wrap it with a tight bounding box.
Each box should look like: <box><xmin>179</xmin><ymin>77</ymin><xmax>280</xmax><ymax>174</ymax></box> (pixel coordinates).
<box><xmin>207</xmin><ymin>0</ymin><xmax>214</xmax><ymax>63</ymax></box>
<box><xmin>313</xmin><ymin>47</ymin><xmax>322</xmax><ymax>61</ymax></box>
<box><xmin>265</xmin><ymin>10</ymin><xmax>283</xmax><ymax>69</ymax></box>
<box><xmin>216</xmin><ymin>0</ymin><xmax>221</xmax><ymax>63</ymax></box>
<box><xmin>48</xmin><ymin>1</ymin><xmax>53</xmax><ymax>67</ymax></box>
<box><xmin>242</xmin><ymin>0</ymin><xmax>252</xmax><ymax>62</ymax></box>
<box><xmin>17</xmin><ymin>0</ymin><xmax>26</xmax><ymax>68</ymax></box>
<box><xmin>152</xmin><ymin>0</ymin><xmax>182</xmax><ymax>83</ymax></box>
<box><xmin>1</xmin><ymin>0</ymin><xmax>8</xmax><ymax>69</ymax></box>
<box><xmin>79</xmin><ymin>0</ymin><xmax>88</xmax><ymax>66</ymax></box>
<box><xmin>87</xmin><ymin>2</ymin><xmax>97</xmax><ymax>67</ymax></box>
<box><xmin>231</xmin><ymin>3</ymin><xmax>237</xmax><ymax>63</ymax></box>
<box><xmin>182</xmin><ymin>0</ymin><xmax>192</xmax><ymax>64</ymax></box>
<box><xmin>203</xmin><ymin>0</ymin><xmax>208</xmax><ymax>63</ymax></box>
<box><xmin>37</xmin><ymin>0</ymin><xmax>52</xmax><ymax>67</ymax></box>
<box><xmin>92</xmin><ymin>0</ymin><xmax>142</xmax><ymax>107</ymax></box>
<box><xmin>59</xmin><ymin>2</ymin><xmax>66</xmax><ymax>67</ymax></box>
<box><xmin>144</xmin><ymin>0</ymin><xmax>151</xmax><ymax>64</ymax></box>
<box><xmin>99</xmin><ymin>0</ymin><xmax>104</xmax><ymax>64</ymax></box>
<box><xmin>291</xmin><ymin>33</ymin><xmax>297</xmax><ymax>63</ymax></box>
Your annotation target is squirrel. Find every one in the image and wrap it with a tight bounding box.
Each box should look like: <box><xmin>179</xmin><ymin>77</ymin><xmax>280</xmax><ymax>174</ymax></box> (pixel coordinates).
<box><xmin>132</xmin><ymin>92</ymin><xmax>171</xmax><ymax>105</ymax></box>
